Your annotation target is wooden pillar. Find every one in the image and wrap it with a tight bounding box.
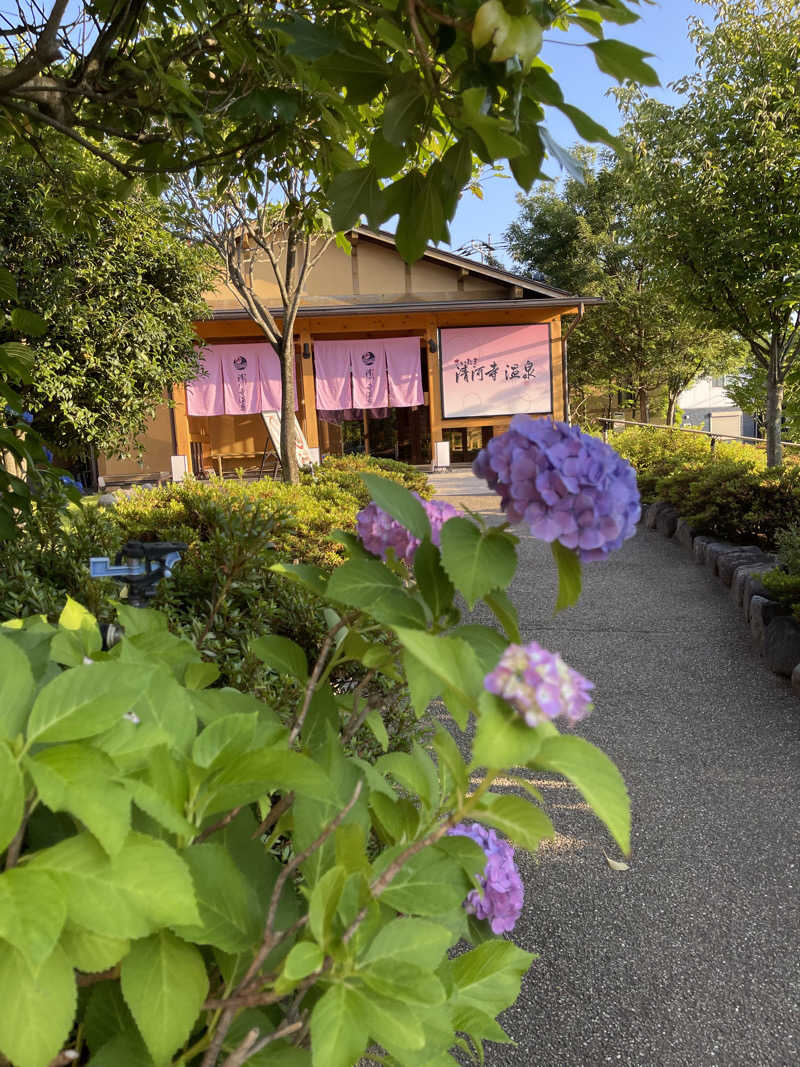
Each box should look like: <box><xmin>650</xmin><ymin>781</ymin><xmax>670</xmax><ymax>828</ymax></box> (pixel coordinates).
<box><xmin>550</xmin><ymin>317</ymin><xmax>566</xmax><ymax>421</ymax></box>
<box><xmin>298</xmin><ymin>328</ymin><xmax>319</xmax><ymax>450</ymax></box>
<box><xmin>172</xmin><ymin>384</ymin><xmax>192</xmax><ymax>460</ymax></box>
<box><xmin>426</xmin><ymin>320</ymin><xmax>442</xmax><ymax>451</ymax></box>
<box><xmin>318</xmin><ymin>416</ymin><xmax>331</xmax><ymax>455</ymax></box>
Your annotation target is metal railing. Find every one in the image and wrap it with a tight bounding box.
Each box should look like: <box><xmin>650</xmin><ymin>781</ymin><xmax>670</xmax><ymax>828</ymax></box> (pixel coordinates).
<box><xmin>596</xmin><ymin>417</ymin><xmax>800</xmax><ymax>455</ymax></box>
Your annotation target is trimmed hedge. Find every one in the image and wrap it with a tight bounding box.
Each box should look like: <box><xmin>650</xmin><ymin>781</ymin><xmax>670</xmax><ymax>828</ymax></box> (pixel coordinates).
<box><xmin>302</xmin><ymin>454</ymin><xmax>433</xmax><ymax>505</ymax></box>
<box><xmin>609</xmin><ymin>427</ymin><xmax>800</xmax><ymax>550</ymax></box>
<box><xmin>609</xmin><ymin>426</ymin><xmax>765</xmax><ymax>502</ymax></box>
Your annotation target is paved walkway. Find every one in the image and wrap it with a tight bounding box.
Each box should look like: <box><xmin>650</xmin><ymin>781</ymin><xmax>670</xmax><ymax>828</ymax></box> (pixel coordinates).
<box><xmin>431</xmin><ymin>471</ymin><xmax>799</xmax><ymax>1067</ymax></box>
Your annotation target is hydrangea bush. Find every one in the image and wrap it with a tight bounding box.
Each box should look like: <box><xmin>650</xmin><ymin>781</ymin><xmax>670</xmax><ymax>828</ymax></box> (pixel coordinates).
<box><xmin>0</xmin><ymin>445</ymin><xmax>635</xmax><ymax>1067</ymax></box>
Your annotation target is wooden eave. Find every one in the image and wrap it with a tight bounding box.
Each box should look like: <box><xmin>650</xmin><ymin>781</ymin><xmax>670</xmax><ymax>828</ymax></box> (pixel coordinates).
<box><xmin>208</xmin><ymin>296</ymin><xmax>602</xmax><ymax>322</ymax></box>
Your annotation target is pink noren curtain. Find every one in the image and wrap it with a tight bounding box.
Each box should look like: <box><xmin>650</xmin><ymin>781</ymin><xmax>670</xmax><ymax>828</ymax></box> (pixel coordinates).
<box><xmin>258</xmin><ymin>347</ymin><xmax>298</xmax><ymax>411</ymax></box>
<box><xmin>220</xmin><ymin>344</ymin><xmax>262</xmax><ymax>415</ymax></box>
<box><xmin>186</xmin><ymin>343</ymin><xmax>299</xmax><ymax>416</ymax></box>
<box><xmin>313</xmin><ymin>341</ymin><xmax>352</xmax><ymax>410</ymax></box>
<box><xmin>186</xmin><ymin>348</ymin><xmax>225</xmax><ymax>416</ymax></box>
<box><xmin>351</xmin><ymin>341</ymin><xmax>389</xmax><ymax>408</ymax></box>
<box><xmin>385</xmin><ymin>337</ymin><xmax>424</xmax><ymax>407</ymax></box>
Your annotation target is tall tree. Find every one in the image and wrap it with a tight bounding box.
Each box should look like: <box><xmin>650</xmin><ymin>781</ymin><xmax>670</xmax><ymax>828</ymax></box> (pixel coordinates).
<box><xmin>0</xmin><ymin>2</ymin><xmax>658</xmax><ymax>252</ymax></box>
<box><xmin>0</xmin><ymin>148</ymin><xmax>212</xmax><ymax>456</ymax></box>
<box><xmin>724</xmin><ymin>360</ymin><xmax>800</xmax><ymax>442</ymax></box>
<box><xmin>505</xmin><ymin>151</ymin><xmax>741</xmax><ymax>424</ymax></box>
<box><xmin>1</xmin><ymin>1</ymin><xmax>662</xmax><ymax>528</ymax></box>
<box><xmin>172</xmin><ymin>168</ymin><xmax>335</xmax><ymax>484</ymax></box>
<box><xmin>624</xmin><ymin>0</ymin><xmax>800</xmax><ymax>464</ymax></box>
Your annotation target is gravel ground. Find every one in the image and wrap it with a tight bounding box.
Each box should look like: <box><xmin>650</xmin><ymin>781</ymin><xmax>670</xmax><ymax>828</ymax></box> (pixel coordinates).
<box><xmin>431</xmin><ymin>473</ymin><xmax>799</xmax><ymax>1067</ymax></box>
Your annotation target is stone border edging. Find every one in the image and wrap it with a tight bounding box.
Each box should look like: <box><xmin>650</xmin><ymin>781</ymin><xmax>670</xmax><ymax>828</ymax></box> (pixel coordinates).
<box><xmin>643</xmin><ymin>500</ymin><xmax>800</xmax><ymax>698</ymax></box>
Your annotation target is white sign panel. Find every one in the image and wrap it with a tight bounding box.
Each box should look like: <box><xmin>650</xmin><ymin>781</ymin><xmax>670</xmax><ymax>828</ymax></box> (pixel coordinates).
<box><xmin>261</xmin><ymin>411</ymin><xmax>317</xmax><ymax>468</ymax></box>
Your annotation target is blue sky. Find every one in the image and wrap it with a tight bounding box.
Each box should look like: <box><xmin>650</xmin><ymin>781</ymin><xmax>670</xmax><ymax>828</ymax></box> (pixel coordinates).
<box><xmin>448</xmin><ymin>0</ymin><xmax>708</xmax><ymax>259</ymax></box>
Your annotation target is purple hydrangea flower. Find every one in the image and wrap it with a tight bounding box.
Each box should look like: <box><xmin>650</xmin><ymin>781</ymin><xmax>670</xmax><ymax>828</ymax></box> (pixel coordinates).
<box><xmin>448</xmin><ymin>822</ymin><xmax>523</xmax><ymax>934</ymax></box>
<box><xmin>356</xmin><ymin>494</ymin><xmax>461</xmax><ymax>566</ymax></box>
<box><xmin>473</xmin><ymin>416</ymin><xmax>640</xmax><ymax>561</ymax></box>
<box><xmin>485</xmin><ymin>641</ymin><xmax>593</xmax><ymax>727</ymax></box>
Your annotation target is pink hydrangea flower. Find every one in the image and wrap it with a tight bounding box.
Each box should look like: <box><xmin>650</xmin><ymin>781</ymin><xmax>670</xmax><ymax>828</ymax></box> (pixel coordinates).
<box><xmin>485</xmin><ymin>641</ymin><xmax>594</xmax><ymax>727</ymax></box>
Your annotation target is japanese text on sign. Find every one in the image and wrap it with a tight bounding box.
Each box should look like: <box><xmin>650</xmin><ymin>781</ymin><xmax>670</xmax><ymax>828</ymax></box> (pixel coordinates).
<box><xmin>440</xmin><ymin>325</ymin><xmax>552</xmax><ymax>418</ymax></box>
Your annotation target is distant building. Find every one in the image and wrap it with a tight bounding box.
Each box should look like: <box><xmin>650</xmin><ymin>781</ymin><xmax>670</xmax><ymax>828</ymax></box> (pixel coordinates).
<box><xmin>678</xmin><ymin>375</ymin><xmax>757</xmax><ymax>440</ymax></box>
<box><xmin>97</xmin><ymin>227</ymin><xmax>597</xmax><ymax>484</ymax></box>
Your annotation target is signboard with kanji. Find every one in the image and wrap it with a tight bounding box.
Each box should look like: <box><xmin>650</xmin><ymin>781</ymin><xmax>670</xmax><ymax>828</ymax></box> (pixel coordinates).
<box><xmin>439</xmin><ymin>324</ymin><xmax>552</xmax><ymax>418</ymax></box>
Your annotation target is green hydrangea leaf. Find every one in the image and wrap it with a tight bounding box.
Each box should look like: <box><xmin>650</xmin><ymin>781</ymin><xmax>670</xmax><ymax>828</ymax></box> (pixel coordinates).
<box><xmin>27</xmin><ymin>662</ymin><xmax>148</xmax><ymax>744</ymax></box>
<box><xmin>59</xmin><ymin>923</ymin><xmax>130</xmax><ymax>974</ymax></box>
<box><xmin>0</xmin><ymin>868</ymin><xmax>66</xmax><ymax>968</ymax></box>
<box><xmin>471</xmin><ymin>791</ymin><xmax>554</xmax><ymax>852</ymax></box>
<box><xmin>439</xmin><ymin>517</ymin><xmax>517</xmax><ymax>609</ymax></box>
<box><xmin>450</xmin><ymin>939</ymin><xmax>534</xmax><ymax>1015</ymax></box>
<box><xmin>250</xmin><ymin>634</ymin><xmax>309</xmax><ymax>682</ymax></box>
<box><xmin>531</xmin><ymin>735</ymin><xmax>631</xmax><ymax>854</ymax></box>
<box><xmin>472</xmin><ymin>691</ymin><xmax>544</xmax><ymax>769</ymax></box>
<box><xmin>121</xmin><ymin>930</ymin><xmax>208</xmax><ymax>1066</ymax></box>
<box><xmin>172</xmin><ymin>842</ymin><xmax>263</xmax><ymax>953</ymax></box>
<box><xmin>283</xmin><ymin>941</ymin><xmax>324</xmax><ymax>981</ymax></box>
<box><xmin>360</xmin><ymin>917</ymin><xmax>453</xmax><ymax>970</ymax></box>
<box><xmin>29</xmin><ymin>831</ymin><xmax>200</xmax><ymax>939</ymax></box>
<box><xmin>551</xmin><ymin>540</ymin><xmax>582</xmax><ymax>614</ymax></box>
<box><xmin>0</xmin><ymin>743</ymin><xmax>24</xmax><ymax>854</ymax></box>
<box><xmin>0</xmin><ymin>633</ymin><xmax>35</xmax><ymax>739</ymax></box>
<box><xmin>310</xmin><ymin>983</ymin><xmax>368</xmax><ymax>1067</ymax></box>
<box><xmin>327</xmin><ymin>558</ymin><xmax>426</xmax><ymax>630</ymax></box>
<box><xmin>27</xmin><ymin>743</ymin><xmax>131</xmax><ymax>856</ymax></box>
<box><xmin>0</xmin><ymin>944</ymin><xmax>76</xmax><ymax>1067</ymax></box>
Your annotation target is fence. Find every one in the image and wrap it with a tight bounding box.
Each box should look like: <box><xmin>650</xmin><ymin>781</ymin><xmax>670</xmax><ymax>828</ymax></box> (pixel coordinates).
<box><xmin>596</xmin><ymin>417</ymin><xmax>800</xmax><ymax>457</ymax></box>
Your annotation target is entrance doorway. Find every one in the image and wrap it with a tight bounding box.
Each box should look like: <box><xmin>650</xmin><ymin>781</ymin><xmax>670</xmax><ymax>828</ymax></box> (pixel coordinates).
<box><xmin>441</xmin><ymin>426</ymin><xmax>493</xmax><ymax>463</ymax></box>
<box><xmin>334</xmin><ymin>405</ymin><xmax>431</xmax><ymax>464</ymax></box>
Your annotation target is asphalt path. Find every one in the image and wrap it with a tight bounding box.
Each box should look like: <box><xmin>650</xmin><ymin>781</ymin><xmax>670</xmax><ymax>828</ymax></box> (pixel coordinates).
<box><xmin>430</xmin><ymin>470</ymin><xmax>799</xmax><ymax>1067</ymax></box>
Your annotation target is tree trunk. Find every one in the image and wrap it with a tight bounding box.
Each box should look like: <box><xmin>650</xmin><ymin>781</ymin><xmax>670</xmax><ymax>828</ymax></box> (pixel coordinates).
<box><xmin>637</xmin><ymin>386</ymin><xmax>649</xmax><ymax>424</ymax></box>
<box><xmin>278</xmin><ymin>331</ymin><xmax>298</xmax><ymax>484</ymax></box>
<box><xmin>666</xmin><ymin>394</ymin><xmax>677</xmax><ymax>426</ymax></box>
<box><xmin>765</xmin><ymin>334</ymin><xmax>784</xmax><ymax>467</ymax></box>
<box><xmin>280</xmin><ymin>234</ymin><xmax>299</xmax><ymax>484</ymax></box>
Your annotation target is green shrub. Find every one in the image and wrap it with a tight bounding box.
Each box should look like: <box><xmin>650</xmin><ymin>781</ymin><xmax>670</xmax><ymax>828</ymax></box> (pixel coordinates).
<box><xmin>0</xmin><ymin>469</ymin><xmax>430</xmax><ymax>731</ymax></box>
<box><xmin>301</xmin><ymin>454</ymin><xmax>432</xmax><ymax>508</ymax></box>
<box><xmin>758</xmin><ymin>522</ymin><xmax>800</xmax><ymax>620</ymax></box>
<box><xmin>653</xmin><ymin>459</ymin><xmax>800</xmax><ymax>549</ymax></box>
<box><xmin>760</xmin><ymin>569</ymin><xmax>800</xmax><ymax>618</ymax></box>
<box><xmin>773</xmin><ymin>525</ymin><xmax>800</xmax><ymax>573</ymax></box>
<box><xmin>0</xmin><ymin>483</ymin><xmax>119</xmax><ymax>619</ymax></box>
<box><xmin>111</xmin><ymin>477</ymin><xmax>360</xmax><ymax>571</ymax></box>
<box><xmin>656</xmin><ymin>458</ymin><xmax>762</xmax><ymax>542</ymax></box>
<box><xmin>608</xmin><ymin>426</ymin><xmax>799</xmax><ymax>549</ymax></box>
<box><xmin>0</xmin><ymin>475</ymin><xmax>630</xmax><ymax>1067</ymax></box>
<box><xmin>610</xmin><ymin>427</ymin><xmax>713</xmax><ymax>500</ymax></box>
<box><xmin>609</xmin><ymin>426</ymin><xmax>766</xmax><ymax>503</ymax></box>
